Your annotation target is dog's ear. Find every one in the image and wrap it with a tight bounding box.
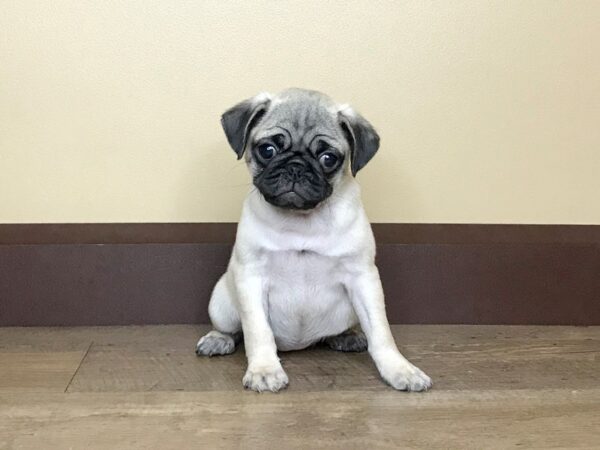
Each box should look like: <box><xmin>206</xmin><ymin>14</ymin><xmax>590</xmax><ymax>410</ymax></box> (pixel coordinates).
<box><xmin>221</xmin><ymin>93</ymin><xmax>271</xmax><ymax>159</ymax></box>
<box><xmin>338</xmin><ymin>106</ymin><xmax>380</xmax><ymax>176</ymax></box>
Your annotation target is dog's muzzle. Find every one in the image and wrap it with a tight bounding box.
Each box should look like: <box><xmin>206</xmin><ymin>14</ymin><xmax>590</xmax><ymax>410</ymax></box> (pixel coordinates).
<box><xmin>254</xmin><ymin>156</ymin><xmax>332</xmax><ymax>210</ymax></box>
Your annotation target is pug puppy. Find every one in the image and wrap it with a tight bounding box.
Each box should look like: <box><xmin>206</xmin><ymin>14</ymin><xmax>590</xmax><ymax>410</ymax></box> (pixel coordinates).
<box><xmin>196</xmin><ymin>88</ymin><xmax>432</xmax><ymax>393</ymax></box>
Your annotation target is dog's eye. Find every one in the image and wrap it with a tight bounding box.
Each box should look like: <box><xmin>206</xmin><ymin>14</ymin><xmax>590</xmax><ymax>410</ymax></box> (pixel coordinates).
<box><xmin>319</xmin><ymin>152</ymin><xmax>339</xmax><ymax>171</ymax></box>
<box><xmin>257</xmin><ymin>144</ymin><xmax>277</xmax><ymax>161</ymax></box>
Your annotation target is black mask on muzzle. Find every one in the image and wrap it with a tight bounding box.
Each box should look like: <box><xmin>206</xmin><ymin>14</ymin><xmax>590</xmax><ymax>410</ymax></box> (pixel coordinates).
<box><xmin>254</xmin><ymin>152</ymin><xmax>333</xmax><ymax>210</ymax></box>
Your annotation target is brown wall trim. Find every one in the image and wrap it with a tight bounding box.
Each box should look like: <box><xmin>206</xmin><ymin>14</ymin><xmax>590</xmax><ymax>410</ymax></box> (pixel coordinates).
<box><xmin>1</xmin><ymin>222</ymin><xmax>600</xmax><ymax>245</ymax></box>
<box><xmin>0</xmin><ymin>223</ymin><xmax>599</xmax><ymax>326</ymax></box>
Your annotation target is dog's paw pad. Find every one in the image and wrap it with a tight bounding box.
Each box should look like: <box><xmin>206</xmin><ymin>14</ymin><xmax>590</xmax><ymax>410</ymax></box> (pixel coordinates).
<box><xmin>195</xmin><ymin>331</ymin><xmax>236</xmax><ymax>357</ymax></box>
<box><xmin>243</xmin><ymin>365</ymin><xmax>289</xmax><ymax>393</ymax></box>
<box><xmin>324</xmin><ymin>330</ymin><xmax>368</xmax><ymax>352</ymax></box>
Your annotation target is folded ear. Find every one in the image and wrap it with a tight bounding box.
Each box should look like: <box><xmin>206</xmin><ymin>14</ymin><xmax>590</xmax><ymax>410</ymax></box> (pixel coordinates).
<box><xmin>338</xmin><ymin>106</ymin><xmax>380</xmax><ymax>176</ymax></box>
<box><xmin>221</xmin><ymin>93</ymin><xmax>272</xmax><ymax>159</ymax></box>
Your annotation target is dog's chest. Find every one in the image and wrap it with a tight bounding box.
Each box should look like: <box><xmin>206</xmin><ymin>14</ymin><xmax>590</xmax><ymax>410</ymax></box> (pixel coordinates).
<box><xmin>264</xmin><ymin>250</ymin><xmax>355</xmax><ymax>350</ymax></box>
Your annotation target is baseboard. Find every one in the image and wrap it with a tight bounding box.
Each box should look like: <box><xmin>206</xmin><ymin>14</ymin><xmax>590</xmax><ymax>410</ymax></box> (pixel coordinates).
<box><xmin>1</xmin><ymin>223</ymin><xmax>598</xmax><ymax>326</ymax></box>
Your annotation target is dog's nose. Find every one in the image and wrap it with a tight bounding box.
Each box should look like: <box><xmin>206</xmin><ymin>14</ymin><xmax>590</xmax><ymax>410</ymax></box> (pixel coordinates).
<box><xmin>286</xmin><ymin>163</ymin><xmax>305</xmax><ymax>182</ymax></box>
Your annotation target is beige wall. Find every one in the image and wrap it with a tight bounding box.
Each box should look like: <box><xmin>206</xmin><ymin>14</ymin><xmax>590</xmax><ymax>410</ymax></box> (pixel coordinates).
<box><xmin>1</xmin><ymin>1</ymin><xmax>599</xmax><ymax>224</ymax></box>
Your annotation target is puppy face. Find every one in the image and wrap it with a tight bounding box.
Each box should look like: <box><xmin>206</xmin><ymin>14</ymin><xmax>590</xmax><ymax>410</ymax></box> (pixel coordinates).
<box><xmin>221</xmin><ymin>88</ymin><xmax>380</xmax><ymax>210</ymax></box>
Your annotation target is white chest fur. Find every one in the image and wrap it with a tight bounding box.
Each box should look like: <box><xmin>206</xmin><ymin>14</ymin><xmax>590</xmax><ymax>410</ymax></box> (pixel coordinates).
<box><xmin>263</xmin><ymin>249</ymin><xmax>357</xmax><ymax>350</ymax></box>
<box><xmin>231</xmin><ymin>179</ymin><xmax>375</xmax><ymax>350</ymax></box>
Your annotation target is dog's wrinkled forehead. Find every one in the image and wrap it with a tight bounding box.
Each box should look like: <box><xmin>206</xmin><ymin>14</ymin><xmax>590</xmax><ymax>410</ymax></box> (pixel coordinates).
<box><xmin>221</xmin><ymin>87</ymin><xmax>380</xmax><ymax>176</ymax></box>
<box><xmin>252</xmin><ymin>89</ymin><xmax>346</xmax><ymax>150</ymax></box>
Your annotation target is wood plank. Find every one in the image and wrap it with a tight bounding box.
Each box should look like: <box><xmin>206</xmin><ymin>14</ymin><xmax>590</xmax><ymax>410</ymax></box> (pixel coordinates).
<box><xmin>66</xmin><ymin>325</ymin><xmax>600</xmax><ymax>392</ymax></box>
<box><xmin>0</xmin><ymin>389</ymin><xmax>599</xmax><ymax>449</ymax></box>
<box><xmin>0</xmin><ymin>327</ymin><xmax>91</xmax><ymax>393</ymax></box>
<box><xmin>2</xmin><ymin>324</ymin><xmax>598</xmax><ymax>350</ymax></box>
<box><xmin>0</xmin><ymin>351</ymin><xmax>86</xmax><ymax>393</ymax></box>
<box><xmin>0</xmin><ymin>327</ymin><xmax>93</xmax><ymax>353</ymax></box>
<box><xmin>1</xmin><ymin>326</ymin><xmax>599</xmax><ymax>448</ymax></box>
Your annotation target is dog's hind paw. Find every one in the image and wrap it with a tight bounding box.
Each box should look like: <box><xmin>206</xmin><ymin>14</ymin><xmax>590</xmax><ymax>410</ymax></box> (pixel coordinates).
<box><xmin>323</xmin><ymin>329</ymin><xmax>368</xmax><ymax>352</ymax></box>
<box><xmin>195</xmin><ymin>330</ymin><xmax>237</xmax><ymax>356</ymax></box>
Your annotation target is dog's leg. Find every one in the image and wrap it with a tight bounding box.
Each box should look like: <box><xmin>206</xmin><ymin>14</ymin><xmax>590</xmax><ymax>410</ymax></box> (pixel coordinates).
<box><xmin>346</xmin><ymin>266</ymin><xmax>432</xmax><ymax>392</ymax></box>
<box><xmin>323</xmin><ymin>329</ymin><xmax>368</xmax><ymax>352</ymax></box>
<box><xmin>196</xmin><ymin>274</ymin><xmax>242</xmax><ymax>356</ymax></box>
<box><xmin>233</xmin><ymin>264</ymin><xmax>288</xmax><ymax>393</ymax></box>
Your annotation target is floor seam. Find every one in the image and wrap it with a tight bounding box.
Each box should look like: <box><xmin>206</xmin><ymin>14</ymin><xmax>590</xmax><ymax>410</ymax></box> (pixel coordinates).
<box><xmin>64</xmin><ymin>341</ymin><xmax>93</xmax><ymax>393</ymax></box>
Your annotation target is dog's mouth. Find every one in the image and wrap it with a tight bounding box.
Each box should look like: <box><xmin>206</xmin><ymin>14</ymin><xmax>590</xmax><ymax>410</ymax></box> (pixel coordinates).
<box><xmin>264</xmin><ymin>189</ymin><xmax>323</xmax><ymax>210</ymax></box>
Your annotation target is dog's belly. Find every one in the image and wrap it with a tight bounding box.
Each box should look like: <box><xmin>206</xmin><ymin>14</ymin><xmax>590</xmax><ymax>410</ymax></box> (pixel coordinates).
<box><xmin>265</xmin><ymin>250</ymin><xmax>357</xmax><ymax>351</ymax></box>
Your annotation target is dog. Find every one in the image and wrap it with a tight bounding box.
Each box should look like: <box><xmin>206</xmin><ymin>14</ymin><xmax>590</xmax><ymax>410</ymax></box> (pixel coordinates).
<box><xmin>196</xmin><ymin>88</ymin><xmax>432</xmax><ymax>393</ymax></box>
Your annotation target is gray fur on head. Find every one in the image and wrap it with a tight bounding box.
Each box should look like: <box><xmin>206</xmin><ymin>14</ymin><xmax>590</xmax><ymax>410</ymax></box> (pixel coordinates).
<box><xmin>220</xmin><ymin>88</ymin><xmax>380</xmax><ymax>210</ymax></box>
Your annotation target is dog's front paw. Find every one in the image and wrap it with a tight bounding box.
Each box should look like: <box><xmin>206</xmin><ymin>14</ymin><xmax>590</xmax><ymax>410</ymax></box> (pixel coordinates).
<box><xmin>380</xmin><ymin>361</ymin><xmax>432</xmax><ymax>392</ymax></box>
<box><xmin>243</xmin><ymin>364</ymin><xmax>289</xmax><ymax>393</ymax></box>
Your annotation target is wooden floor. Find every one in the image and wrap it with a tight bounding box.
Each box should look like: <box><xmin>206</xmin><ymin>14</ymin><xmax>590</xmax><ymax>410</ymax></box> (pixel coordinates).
<box><xmin>0</xmin><ymin>325</ymin><xmax>599</xmax><ymax>449</ymax></box>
